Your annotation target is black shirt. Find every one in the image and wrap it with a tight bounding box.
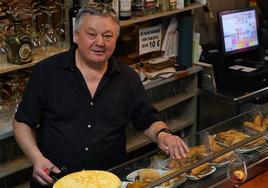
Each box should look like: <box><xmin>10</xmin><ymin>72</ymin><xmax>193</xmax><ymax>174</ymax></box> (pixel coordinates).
<box><xmin>15</xmin><ymin>46</ymin><xmax>160</xmax><ymax>172</ymax></box>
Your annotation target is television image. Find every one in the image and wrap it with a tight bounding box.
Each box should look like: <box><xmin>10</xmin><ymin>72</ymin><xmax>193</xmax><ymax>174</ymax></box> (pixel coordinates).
<box><xmin>218</xmin><ymin>8</ymin><xmax>260</xmax><ymax>56</ymax></box>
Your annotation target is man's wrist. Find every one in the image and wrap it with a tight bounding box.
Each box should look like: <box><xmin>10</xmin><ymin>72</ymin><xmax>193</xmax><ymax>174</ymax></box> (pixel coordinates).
<box><xmin>156</xmin><ymin>128</ymin><xmax>172</xmax><ymax>141</ymax></box>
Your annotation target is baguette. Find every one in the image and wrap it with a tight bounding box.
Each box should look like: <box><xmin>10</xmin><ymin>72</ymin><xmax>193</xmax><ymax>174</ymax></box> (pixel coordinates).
<box><xmin>243</xmin><ymin>121</ymin><xmax>265</xmax><ymax>132</ymax></box>
<box><xmin>126</xmin><ymin>182</ymin><xmax>147</xmax><ymax>188</ymax></box>
<box><xmin>212</xmin><ymin>151</ymin><xmax>234</xmax><ymax>163</ymax></box>
<box><xmin>262</xmin><ymin>117</ymin><xmax>268</xmax><ymax>128</ymax></box>
<box><xmin>254</xmin><ymin>115</ymin><xmax>262</xmax><ymax>127</ymax></box>
<box><xmin>191</xmin><ymin>163</ymin><xmax>210</xmax><ymax>176</ymax></box>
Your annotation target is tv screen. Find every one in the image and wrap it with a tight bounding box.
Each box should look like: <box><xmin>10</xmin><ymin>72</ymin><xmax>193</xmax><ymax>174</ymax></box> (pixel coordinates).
<box><xmin>218</xmin><ymin>8</ymin><xmax>259</xmax><ymax>55</ymax></box>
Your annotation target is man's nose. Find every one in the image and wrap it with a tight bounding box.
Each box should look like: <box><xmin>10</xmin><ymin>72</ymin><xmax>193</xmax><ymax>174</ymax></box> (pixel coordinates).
<box><xmin>95</xmin><ymin>35</ymin><xmax>104</xmax><ymax>46</ymax></box>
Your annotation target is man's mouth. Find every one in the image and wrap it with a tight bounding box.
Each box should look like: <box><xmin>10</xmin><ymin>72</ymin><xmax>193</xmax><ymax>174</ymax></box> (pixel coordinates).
<box><xmin>92</xmin><ymin>49</ymin><xmax>105</xmax><ymax>55</ymax></box>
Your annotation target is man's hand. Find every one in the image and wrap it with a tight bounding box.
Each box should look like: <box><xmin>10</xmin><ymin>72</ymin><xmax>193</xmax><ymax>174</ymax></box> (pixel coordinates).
<box><xmin>157</xmin><ymin>132</ymin><xmax>189</xmax><ymax>159</ymax></box>
<box><xmin>32</xmin><ymin>156</ymin><xmax>61</xmax><ymax>186</ymax></box>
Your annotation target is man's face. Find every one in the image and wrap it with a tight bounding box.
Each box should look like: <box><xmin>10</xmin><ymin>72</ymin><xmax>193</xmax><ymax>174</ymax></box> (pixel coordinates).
<box><xmin>74</xmin><ymin>15</ymin><xmax>118</xmax><ymax>64</ymax></box>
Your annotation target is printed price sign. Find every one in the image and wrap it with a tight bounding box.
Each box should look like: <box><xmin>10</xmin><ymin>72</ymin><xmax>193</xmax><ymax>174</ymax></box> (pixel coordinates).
<box><xmin>139</xmin><ymin>25</ymin><xmax>161</xmax><ymax>55</ymax></box>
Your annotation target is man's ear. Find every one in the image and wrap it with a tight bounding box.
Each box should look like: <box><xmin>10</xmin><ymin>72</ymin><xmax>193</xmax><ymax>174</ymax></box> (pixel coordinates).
<box><xmin>74</xmin><ymin>32</ymin><xmax>78</xmax><ymax>43</ymax></box>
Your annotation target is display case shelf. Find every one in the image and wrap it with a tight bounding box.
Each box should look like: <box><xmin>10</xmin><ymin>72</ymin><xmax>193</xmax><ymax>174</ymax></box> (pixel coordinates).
<box><xmin>112</xmin><ymin>105</ymin><xmax>268</xmax><ymax>188</ymax></box>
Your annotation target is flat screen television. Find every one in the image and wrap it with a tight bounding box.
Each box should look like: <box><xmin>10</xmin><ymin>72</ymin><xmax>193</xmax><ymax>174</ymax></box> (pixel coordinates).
<box><xmin>218</xmin><ymin>8</ymin><xmax>260</xmax><ymax>56</ymax></box>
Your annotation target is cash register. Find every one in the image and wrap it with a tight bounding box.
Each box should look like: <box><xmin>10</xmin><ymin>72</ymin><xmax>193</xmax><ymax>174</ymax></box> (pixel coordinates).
<box><xmin>214</xmin><ymin>7</ymin><xmax>268</xmax><ymax>92</ymax></box>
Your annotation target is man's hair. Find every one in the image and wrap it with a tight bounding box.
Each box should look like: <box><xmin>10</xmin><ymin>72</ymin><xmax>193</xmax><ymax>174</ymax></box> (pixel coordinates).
<box><xmin>74</xmin><ymin>2</ymin><xmax>120</xmax><ymax>37</ymax></box>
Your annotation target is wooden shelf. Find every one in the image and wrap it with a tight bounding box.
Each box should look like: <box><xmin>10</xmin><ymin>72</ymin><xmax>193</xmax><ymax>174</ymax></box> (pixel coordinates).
<box><xmin>0</xmin><ymin>157</ymin><xmax>31</xmax><ymax>178</ymax></box>
<box><xmin>126</xmin><ymin>117</ymin><xmax>194</xmax><ymax>153</ymax></box>
<box><xmin>0</xmin><ymin>116</ymin><xmax>13</xmax><ymax>140</ymax></box>
<box><xmin>119</xmin><ymin>2</ymin><xmax>203</xmax><ymax>27</ymax></box>
<box><xmin>153</xmin><ymin>92</ymin><xmax>196</xmax><ymax>111</ymax></box>
<box><xmin>0</xmin><ymin>47</ymin><xmax>68</xmax><ymax>74</ymax></box>
<box><xmin>144</xmin><ymin>65</ymin><xmax>202</xmax><ymax>90</ymax></box>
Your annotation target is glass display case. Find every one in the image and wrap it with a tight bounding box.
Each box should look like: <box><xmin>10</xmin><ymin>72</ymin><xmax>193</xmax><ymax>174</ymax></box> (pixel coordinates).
<box><xmin>109</xmin><ymin>104</ymin><xmax>268</xmax><ymax>188</ymax></box>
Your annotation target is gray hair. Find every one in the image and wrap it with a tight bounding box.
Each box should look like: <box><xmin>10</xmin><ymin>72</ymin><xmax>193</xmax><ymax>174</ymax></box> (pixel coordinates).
<box><xmin>74</xmin><ymin>3</ymin><xmax>120</xmax><ymax>37</ymax></box>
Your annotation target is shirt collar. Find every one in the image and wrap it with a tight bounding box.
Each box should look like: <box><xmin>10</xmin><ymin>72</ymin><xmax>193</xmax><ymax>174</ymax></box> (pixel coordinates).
<box><xmin>60</xmin><ymin>44</ymin><xmax>121</xmax><ymax>76</ymax></box>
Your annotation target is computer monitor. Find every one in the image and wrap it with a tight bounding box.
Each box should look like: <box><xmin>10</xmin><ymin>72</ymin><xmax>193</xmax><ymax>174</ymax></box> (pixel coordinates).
<box><xmin>218</xmin><ymin>8</ymin><xmax>260</xmax><ymax>56</ymax></box>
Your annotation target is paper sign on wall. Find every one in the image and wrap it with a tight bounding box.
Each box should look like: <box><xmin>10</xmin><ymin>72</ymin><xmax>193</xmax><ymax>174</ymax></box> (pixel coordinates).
<box><xmin>139</xmin><ymin>25</ymin><xmax>162</xmax><ymax>55</ymax></box>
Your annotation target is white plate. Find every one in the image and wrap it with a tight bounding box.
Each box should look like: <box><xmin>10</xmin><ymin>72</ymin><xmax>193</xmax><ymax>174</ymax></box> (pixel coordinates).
<box><xmin>158</xmin><ymin>158</ymin><xmax>173</xmax><ymax>171</ymax></box>
<box><xmin>186</xmin><ymin>166</ymin><xmax>216</xmax><ymax>181</ymax></box>
<box><xmin>160</xmin><ymin>175</ymin><xmax>187</xmax><ymax>188</ymax></box>
<box><xmin>209</xmin><ymin>160</ymin><xmax>230</xmax><ymax>168</ymax></box>
<box><xmin>235</xmin><ymin>145</ymin><xmax>262</xmax><ymax>153</ymax></box>
<box><xmin>122</xmin><ymin>177</ymin><xmax>187</xmax><ymax>188</ymax></box>
<box><xmin>158</xmin><ymin>158</ymin><xmax>191</xmax><ymax>171</ymax></box>
<box><xmin>126</xmin><ymin>168</ymin><xmax>168</xmax><ymax>182</ymax></box>
<box><xmin>120</xmin><ymin>181</ymin><xmax>131</xmax><ymax>188</ymax></box>
<box><xmin>217</xmin><ymin>141</ymin><xmax>262</xmax><ymax>153</ymax></box>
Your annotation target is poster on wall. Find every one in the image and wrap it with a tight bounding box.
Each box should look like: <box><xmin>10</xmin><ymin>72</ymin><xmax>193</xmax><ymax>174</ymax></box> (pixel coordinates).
<box><xmin>139</xmin><ymin>25</ymin><xmax>162</xmax><ymax>55</ymax></box>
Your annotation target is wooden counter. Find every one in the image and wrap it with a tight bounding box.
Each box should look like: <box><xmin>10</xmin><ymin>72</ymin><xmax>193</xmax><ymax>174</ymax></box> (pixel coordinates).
<box><xmin>241</xmin><ymin>171</ymin><xmax>268</xmax><ymax>188</ymax></box>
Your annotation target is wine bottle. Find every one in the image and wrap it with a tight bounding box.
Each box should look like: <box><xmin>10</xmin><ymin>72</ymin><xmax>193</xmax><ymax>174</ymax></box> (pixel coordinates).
<box><xmin>6</xmin><ymin>18</ymin><xmax>32</xmax><ymax>64</ymax></box>
<box><xmin>69</xmin><ymin>0</ymin><xmax>80</xmax><ymax>45</ymax></box>
<box><xmin>119</xmin><ymin>0</ymin><xmax>131</xmax><ymax>20</ymax></box>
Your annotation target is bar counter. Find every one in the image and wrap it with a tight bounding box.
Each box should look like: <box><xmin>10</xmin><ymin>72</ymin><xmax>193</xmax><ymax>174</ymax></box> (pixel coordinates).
<box><xmin>241</xmin><ymin>170</ymin><xmax>268</xmax><ymax>188</ymax></box>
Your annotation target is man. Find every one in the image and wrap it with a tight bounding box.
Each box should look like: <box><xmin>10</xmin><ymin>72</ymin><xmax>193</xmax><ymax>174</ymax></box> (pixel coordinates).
<box><xmin>13</xmin><ymin>3</ymin><xmax>189</xmax><ymax>187</ymax></box>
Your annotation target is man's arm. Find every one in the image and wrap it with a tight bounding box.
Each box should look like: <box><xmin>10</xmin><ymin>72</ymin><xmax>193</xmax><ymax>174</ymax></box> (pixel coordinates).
<box><xmin>13</xmin><ymin>119</ymin><xmax>59</xmax><ymax>186</ymax></box>
<box><xmin>144</xmin><ymin>121</ymin><xmax>189</xmax><ymax>159</ymax></box>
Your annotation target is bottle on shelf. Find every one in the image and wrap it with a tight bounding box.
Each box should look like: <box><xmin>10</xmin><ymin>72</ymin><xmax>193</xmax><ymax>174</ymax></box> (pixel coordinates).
<box><xmin>132</xmin><ymin>0</ymin><xmax>145</xmax><ymax>17</ymax></box>
<box><xmin>6</xmin><ymin>17</ymin><xmax>32</xmax><ymax>65</ymax></box>
<box><xmin>119</xmin><ymin>0</ymin><xmax>132</xmax><ymax>20</ymax></box>
<box><xmin>169</xmin><ymin>0</ymin><xmax>176</xmax><ymax>9</ymax></box>
<box><xmin>176</xmin><ymin>0</ymin><xmax>184</xmax><ymax>9</ymax></box>
<box><xmin>144</xmin><ymin>0</ymin><xmax>156</xmax><ymax>15</ymax></box>
<box><xmin>69</xmin><ymin>0</ymin><xmax>81</xmax><ymax>45</ymax></box>
<box><xmin>184</xmin><ymin>0</ymin><xmax>192</xmax><ymax>6</ymax></box>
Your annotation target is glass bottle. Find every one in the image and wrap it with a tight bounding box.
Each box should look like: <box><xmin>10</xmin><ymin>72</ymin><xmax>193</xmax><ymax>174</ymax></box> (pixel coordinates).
<box><xmin>119</xmin><ymin>0</ymin><xmax>132</xmax><ymax>20</ymax></box>
<box><xmin>69</xmin><ymin>0</ymin><xmax>81</xmax><ymax>45</ymax></box>
<box><xmin>6</xmin><ymin>18</ymin><xmax>32</xmax><ymax>65</ymax></box>
<box><xmin>144</xmin><ymin>0</ymin><xmax>155</xmax><ymax>15</ymax></box>
<box><xmin>132</xmin><ymin>0</ymin><xmax>145</xmax><ymax>16</ymax></box>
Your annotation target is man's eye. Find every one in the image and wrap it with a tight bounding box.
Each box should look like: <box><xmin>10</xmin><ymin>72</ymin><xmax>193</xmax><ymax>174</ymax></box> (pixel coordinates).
<box><xmin>103</xmin><ymin>34</ymin><xmax>112</xmax><ymax>39</ymax></box>
<box><xmin>88</xmin><ymin>33</ymin><xmax>97</xmax><ymax>37</ymax></box>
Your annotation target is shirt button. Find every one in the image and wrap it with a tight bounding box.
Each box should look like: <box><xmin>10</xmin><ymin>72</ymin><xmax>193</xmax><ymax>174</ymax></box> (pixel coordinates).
<box><xmin>88</xmin><ymin>124</ymin><xmax>91</xmax><ymax>128</ymax></box>
<box><xmin>85</xmin><ymin>147</ymin><xmax>89</xmax><ymax>151</ymax></box>
<box><xmin>90</xmin><ymin>102</ymin><xmax>94</xmax><ymax>106</ymax></box>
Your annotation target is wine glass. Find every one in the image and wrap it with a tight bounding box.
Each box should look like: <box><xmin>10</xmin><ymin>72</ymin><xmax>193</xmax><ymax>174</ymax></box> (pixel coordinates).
<box><xmin>227</xmin><ymin>155</ymin><xmax>248</xmax><ymax>187</ymax></box>
<box><xmin>24</xmin><ymin>6</ymin><xmax>45</xmax><ymax>59</ymax></box>
<box><xmin>0</xmin><ymin>24</ymin><xmax>7</xmax><ymax>63</ymax></box>
<box><xmin>55</xmin><ymin>1</ymin><xmax>67</xmax><ymax>45</ymax></box>
<box><xmin>40</xmin><ymin>5</ymin><xmax>60</xmax><ymax>54</ymax></box>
